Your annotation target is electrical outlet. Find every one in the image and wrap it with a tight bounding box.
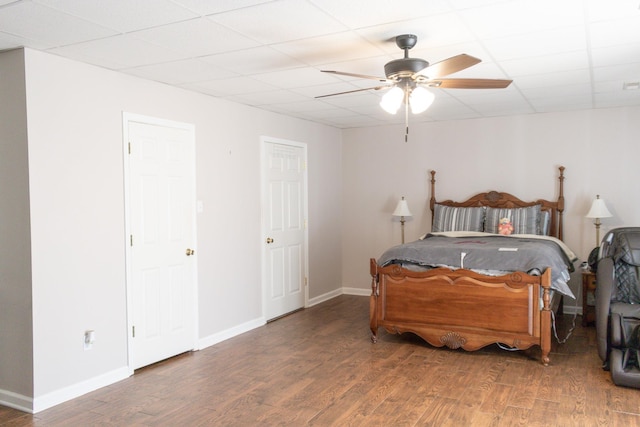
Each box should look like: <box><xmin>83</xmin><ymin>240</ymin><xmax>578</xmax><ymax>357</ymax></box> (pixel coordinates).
<box><xmin>84</xmin><ymin>330</ymin><xmax>95</xmax><ymax>350</ymax></box>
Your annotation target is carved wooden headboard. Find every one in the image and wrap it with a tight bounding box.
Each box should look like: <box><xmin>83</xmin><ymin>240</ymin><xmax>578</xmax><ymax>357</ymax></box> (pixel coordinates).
<box><xmin>429</xmin><ymin>166</ymin><xmax>565</xmax><ymax>240</ymax></box>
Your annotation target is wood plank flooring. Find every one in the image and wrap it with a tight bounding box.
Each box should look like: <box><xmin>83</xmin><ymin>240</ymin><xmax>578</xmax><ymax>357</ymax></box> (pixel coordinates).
<box><xmin>1</xmin><ymin>295</ymin><xmax>639</xmax><ymax>426</ymax></box>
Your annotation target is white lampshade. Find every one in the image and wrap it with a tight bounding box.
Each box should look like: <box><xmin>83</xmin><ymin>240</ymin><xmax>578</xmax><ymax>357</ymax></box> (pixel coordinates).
<box><xmin>585</xmin><ymin>195</ymin><xmax>612</xmax><ymax>219</ymax></box>
<box><xmin>380</xmin><ymin>86</ymin><xmax>404</xmax><ymax>114</ymax></box>
<box><xmin>393</xmin><ymin>197</ymin><xmax>412</xmax><ymax>217</ymax></box>
<box><xmin>409</xmin><ymin>86</ymin><xmax>435</xmax><ymax>114</ymax></box>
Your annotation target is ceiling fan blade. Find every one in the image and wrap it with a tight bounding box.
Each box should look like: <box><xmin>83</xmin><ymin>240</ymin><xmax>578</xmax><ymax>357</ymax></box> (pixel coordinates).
<box><xmin>428</xmin><ymin>78</ymin><xmax>513</xmax><ymax>89</ymax></box>
<box><xmin>321</xmin><ymin>70</ymin><xmax>389</xmax><ymax>82</ymax></box>
<box><xmin>315</xmin><ymin>86</ymin><xmax>389</xmax><ymax>99</ymax></box>
<box><xmin>414</xmin><ymin>54</ymin><xmax>482</xmax><ymax>79</ymax></box>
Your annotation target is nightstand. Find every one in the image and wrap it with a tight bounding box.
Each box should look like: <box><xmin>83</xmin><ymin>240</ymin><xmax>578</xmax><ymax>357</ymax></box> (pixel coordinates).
<box><xmin>582</xmin><ymin>271</ymin><xmax>596</xmax><ymax>326</ymax></box>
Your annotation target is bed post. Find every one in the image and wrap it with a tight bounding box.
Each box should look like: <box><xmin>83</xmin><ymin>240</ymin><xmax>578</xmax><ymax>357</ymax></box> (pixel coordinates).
<box><xmin>370</xmin><ymin>258</ymin><xmax>379</xmax><ymax>343</ymax></box>
<box><xmin>429</xmin><ymin>170</ymin><xmax>436</xmax><ymax>225</ymax></box>
<box><xmin>557</xmin><ymin>166</ymin><xmax>565</xmax><ymax>241</ymax></box>
<box><xmin>540</xmin><ymin>269</ymin><xmax>552</xmax><ymax>366</ymax></box>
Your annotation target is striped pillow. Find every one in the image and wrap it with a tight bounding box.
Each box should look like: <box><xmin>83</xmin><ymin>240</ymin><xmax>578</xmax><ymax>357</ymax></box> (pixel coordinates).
<box><xmin>539</xmin><ymin>210</ymin><xmax>551</xmax><ymax>235</ymax></box>
<box><xmin>432</xmin><ymin>204</ymin><xmax>485</xmax><ymax>232</ymax></box>
<box><xmin>485</xmin><ymin>205</ymin><xmax>541</xmax><ymax>234</ymax></box>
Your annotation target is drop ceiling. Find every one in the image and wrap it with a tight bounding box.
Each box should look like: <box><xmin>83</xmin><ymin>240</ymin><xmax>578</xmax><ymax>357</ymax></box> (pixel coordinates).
<box><xmin>1</xmin><ymin>0</ymin><xmax>639</xmax><ymax>128</ymax></box>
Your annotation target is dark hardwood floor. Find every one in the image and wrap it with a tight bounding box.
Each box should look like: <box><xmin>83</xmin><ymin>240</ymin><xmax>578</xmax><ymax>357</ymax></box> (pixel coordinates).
<box><xmin>1</xmin><ymin>295</ymin><xmax>639</xmax><ymax>426</ymax></box>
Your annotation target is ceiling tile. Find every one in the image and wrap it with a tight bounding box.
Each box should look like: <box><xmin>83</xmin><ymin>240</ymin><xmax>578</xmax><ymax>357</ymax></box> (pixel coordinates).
<box><xmin>265</xmin><ymin>99</ymin><xmax>335</xmax><ymax>113</ymax></box>
<box><xmin>483</xmin><ymin>26</ymin><xmax>587</xmax><ymax>61</ymax></box>
<box><xmin>252</xmin><ymin>67</ymin><xmax>341</xmax><ymax>89</ymax></box>
<box><xmin>585</xmin><ymin>0</ymin><xmax>640</xmax><ymax>22</ymax></box>
<box><xmin>33</xmin><ymin>0</ymin><xmax>198</xmax><ymax>32</ymax></box>
<box><xmin>589</xmin><ymin>16</ymin><xmax>640</xmax><ymax>48</ymax></box>
<box><xmin>460</xmin><ymin>0</ymin><xmax>584</xmax><ymax>39</ymax></box>
<box><xmin>594</xmin><ymin>80</ymin><xmax>625</xmax><ymax>93</ymax></box>
<box><xmin>272</xmin><ymin>32</ymin><xmax>384</xmax><ymax>66</ymax></box>
<box><xmin>131</xmin><ymin>17</ymin><xmax>259</xmax><ymax>57</ymax></box>
<box><xmin>316</xmin><ymin>55</ymin><xmax>393</xmax><ymax>81</ymax></box>
<box><xmin>449</xmin><ymin>0</ymin><xmax>512</xmax><ymax>9</ymax></box>
<box><xmin>528</xmin><ymin>94</ymin><xmax>593</xmax><ymax>112</ymax></box>
<box><xmin>0</xmin><ymin>31</ymin><xmax>52</xmax><ymax>50</ymax></box>
<box><xmin>170</xmin><ymin>0</ymin><xmax>272</xmax><ymax>16</ymax></box>
<box><xmin>292</xmin><ymin>105</ymin><xmax>354</xmax><ymax>119</ymax></box>
<box><xmin>500</xmin><ymin>51</ymin><xmax>590</xmax><ymax>76</ymax></box>
<box><xmin>200</xmin><ymin>46</ymin><xmax>305</xmax><ymax>75</ymax></box>
<box><xmin>521</xmin><ymin>82</ymin><xmax>593</xmax><ymax>99</ymax></box>
<box><xmin>309</xmin><ymin>0</ymin><xmax>450</xmax><ymax>29</ymax></box>
<box><xmin>591</xmin><ymin>44</ymin><xmax>640</xmax><ymax>68</ymax></box>
<box><xmin>124</xmin><ymin>58</ymin><xmax>238</xmax><ymax>85</ymax></box>
<box><xmin>514</xmin><ymin>69</ymin><xmax>592</xmax><ymax>89</ymax></box>
<box><xmin>593</xmin><ymin>63</ymin><xmax>640</xmax><ymax>82</ymax></box>
<box><xmin>318</xmin><ymin>91</ymin><xmax>382</xmax><ymax>109</ymax></box>
<box><xmin>291</xmin><ymin>81</ymin><xmax>373</xmax><ymax>99</ymax></box>
<box><xmin>0</xmin><ymin>1</ymin><xmax>116</xmax><ymax>46</ymax></box>
<box><xmin>596</xmin><ymin>90</ymin><xmax>640</xmax><ymax>107</ymax></box>
<box><xmin>188</xmin><ymin>76</ymin><xmax>277</xmax><ymax>96</ymax></box>
<box><xmin>230</xmin><ymin>89</ymin><xmax>309</xmax><ymax>106</ymax></box>
<box><xmin>208</xmin><ymin>0</ymin><xmax>347</xmax><ymax>44</ymax></box>
<box><xmin>50</xmin><ymin>34</ymin><xmax>188</xmax><ymax>68</ymax></box>
<box><xmin>424</xmin><ymin>98</ymin><xmax>481</xmax><ymax>120</ymax></box>
<box><xmin>352</xmin><ymin>14</ymin><xmax>476</xmax><ymax>60</ymax></box>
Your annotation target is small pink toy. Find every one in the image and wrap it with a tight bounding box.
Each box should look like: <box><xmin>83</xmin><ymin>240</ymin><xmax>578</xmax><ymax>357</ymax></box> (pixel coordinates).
<box><xmin>498</xmin><ymin>217</ymin><xmax>513</xmax><ymax>235</ymax></box>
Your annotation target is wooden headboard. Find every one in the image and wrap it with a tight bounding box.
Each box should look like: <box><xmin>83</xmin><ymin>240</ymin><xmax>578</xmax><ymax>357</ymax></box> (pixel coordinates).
<box><xmin>429</xmin><ymin>166</ymin><xmax>565</xmax><ymax>240</ymax></box>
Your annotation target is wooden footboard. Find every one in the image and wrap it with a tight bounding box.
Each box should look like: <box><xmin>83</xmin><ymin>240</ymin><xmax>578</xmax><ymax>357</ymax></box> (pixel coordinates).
<box><xmin>370</xmin><ymin>259</ymin><xmax>553</xmax><ymax>366</ymax></box>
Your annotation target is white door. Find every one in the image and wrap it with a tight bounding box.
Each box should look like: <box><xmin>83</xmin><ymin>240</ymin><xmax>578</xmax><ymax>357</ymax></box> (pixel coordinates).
<box><xmin>262</xmin><ymin>138</ymin><xmax>308</xmax><ymax>320</ymax></box>
<box><xmin>125</xmin><ymin>115</ymin><xmax>197</xmax><ymax>370</ymax></box>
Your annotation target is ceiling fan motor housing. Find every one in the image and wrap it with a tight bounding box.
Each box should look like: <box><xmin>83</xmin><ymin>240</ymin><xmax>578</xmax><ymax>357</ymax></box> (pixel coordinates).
<box><xmin>384</xmin><ymin>58</ymin><xmax>429</xmax><ymax>80</ymax></box>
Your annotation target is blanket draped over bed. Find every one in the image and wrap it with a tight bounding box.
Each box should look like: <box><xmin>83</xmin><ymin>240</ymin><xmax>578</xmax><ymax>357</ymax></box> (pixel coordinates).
<box><xmin>378</xmin><ymin>231</ymin><xmax>577</xmax><ymax>298</ymax></box>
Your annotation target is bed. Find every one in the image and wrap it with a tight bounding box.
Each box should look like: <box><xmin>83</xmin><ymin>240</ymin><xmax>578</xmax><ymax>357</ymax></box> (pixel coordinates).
<box><xmin>369</xmin><ymin>166</ymin><xmax>576</xmax><ymax>365</ymax></box>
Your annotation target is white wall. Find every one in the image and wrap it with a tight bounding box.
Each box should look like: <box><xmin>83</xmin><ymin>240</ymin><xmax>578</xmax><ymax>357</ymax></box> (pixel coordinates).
<box><xmin>6</xmin><ymin>45</ymin><xmax>639</xmax><ymax>412</ymax></box>
<box><xmin>6</xmin><ymin>48</ymin><xmax>343</xmax><ymax>410</ymax></box>
<box><xmin>341</xmin><ymin>107</ymin><xmax>640</xmax><ymax>309</ymax></box>
<box><xmin>0</xmin><ymin>49</ymin><xmax>33</xmax><ymax>404</ymax></box>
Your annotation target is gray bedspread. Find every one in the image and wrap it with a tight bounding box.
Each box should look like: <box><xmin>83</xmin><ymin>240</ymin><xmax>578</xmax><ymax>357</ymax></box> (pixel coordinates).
<box><xmin>378</xmin><ymin>232</ymin><xmax>577</xmax><ymax>298</ymax></box>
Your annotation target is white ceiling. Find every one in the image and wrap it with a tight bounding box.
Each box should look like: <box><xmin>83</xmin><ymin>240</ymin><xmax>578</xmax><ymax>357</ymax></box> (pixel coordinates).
<box><xmin>1</xmin><ymin>0</ymin><xmax>639</xmax><ymax>128</ymax></box>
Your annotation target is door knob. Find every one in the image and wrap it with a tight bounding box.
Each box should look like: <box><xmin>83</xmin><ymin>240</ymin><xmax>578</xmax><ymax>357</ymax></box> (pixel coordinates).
<box><xmin>186</xmin><ymin>248</ymin><xmax>195</xmax><ymax>256</ymax></box>
<box><xmin>266</xmin><ymin>237</ymin><xmax>274</xmax><ymax>244</ymax></box>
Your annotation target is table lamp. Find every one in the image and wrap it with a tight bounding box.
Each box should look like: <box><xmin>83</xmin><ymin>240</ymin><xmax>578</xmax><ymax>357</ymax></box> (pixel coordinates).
<box><xmin>393</xmin><ymin>196</ymin><xmax>412</xmax><ymax>244</ymax></box>
<box><xmin>585</xmin><ymin>195</ymin><xmax>612</xmax><ymax>247</ymax></box>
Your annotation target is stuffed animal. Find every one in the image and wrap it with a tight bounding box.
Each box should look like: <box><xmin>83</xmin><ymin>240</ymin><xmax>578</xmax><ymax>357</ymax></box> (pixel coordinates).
<box><xmin>498</xmin><ymin>217</ymin><xmax>513</xmax><ymax>235</ymax></box>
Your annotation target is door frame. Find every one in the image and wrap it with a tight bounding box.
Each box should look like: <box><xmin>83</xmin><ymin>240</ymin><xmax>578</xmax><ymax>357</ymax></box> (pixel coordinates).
<box><xmin>122</xmin><ymin>112</ymin><xmax>199</xmax><ymax>374</ymax></box>
<box><xmin>260</xmin><ymin>136</ymin><xmax>310</xmax><ymax>319</ymax></box>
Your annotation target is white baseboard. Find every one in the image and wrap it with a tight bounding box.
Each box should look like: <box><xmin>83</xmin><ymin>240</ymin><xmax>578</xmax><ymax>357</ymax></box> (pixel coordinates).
<box><xmin>341</xmin><ymin>287</ymin><xmax>369</xmax><ymax>297</ymax></box>
<box><xmin>307</xmin><ymin>288</ymin><xmax>342</xmax><ymax>307</ymax></box>
<box><xmin>197</xmin><ymin>317</ymin><xmax>265</xmax><ymax>350</ymax></box>
<box><xmin>30</xmin><ymin>366</ymin><xmax>130</xmax><ymax>414</ymax></box>
<box><xmin>307</xmin><ymin>287</ymin><xmax>369</xmax><ymax>307</ymax></box>
<box><xmin>0</xmin><ymin>388</ymin><xmax>33</xmax><ymax>414</ymax></box>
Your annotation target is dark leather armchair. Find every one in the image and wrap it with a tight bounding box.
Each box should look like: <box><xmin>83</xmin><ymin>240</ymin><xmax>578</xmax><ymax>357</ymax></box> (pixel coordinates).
<box><xmin>596</xmin><ymin>227</ymin><xmax>640</xmax><ymax>388</ymax></box>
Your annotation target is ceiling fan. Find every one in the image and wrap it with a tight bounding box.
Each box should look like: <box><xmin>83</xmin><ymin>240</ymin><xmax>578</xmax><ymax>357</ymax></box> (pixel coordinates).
<box><xmin>316</xmin><ymin>34</ymin><xmax>512</xmax><ymax>140</ymax></box>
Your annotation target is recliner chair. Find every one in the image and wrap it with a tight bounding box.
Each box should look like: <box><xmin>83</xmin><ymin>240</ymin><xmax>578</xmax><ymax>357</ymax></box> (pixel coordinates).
<box><xmin>596</xmin><ymin>227</ymin><xmax>640</xmax><ymax>388</ymax></box>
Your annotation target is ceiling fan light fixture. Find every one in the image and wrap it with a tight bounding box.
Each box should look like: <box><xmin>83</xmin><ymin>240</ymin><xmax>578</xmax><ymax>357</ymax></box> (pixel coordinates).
<box><xmin>409</xmin><ymin>86</ymin><xmax>434</xmax><ymax>114</ymax></box>
<box><xmin>380</xmin><ymin>86</ymin><xmax>404</xmax><ymax>114</ymax></box>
